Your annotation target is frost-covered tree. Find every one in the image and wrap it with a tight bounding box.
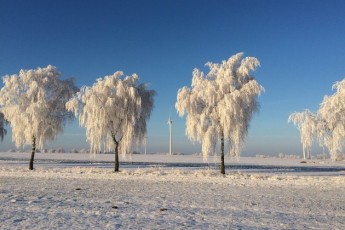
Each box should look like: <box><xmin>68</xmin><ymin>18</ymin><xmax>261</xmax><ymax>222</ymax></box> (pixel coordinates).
<box><xmin>288</xmin><ymin>110</ymin><xmax>318</xmax><ymax>159</ymax></box>
<box><xmin>0</xmin><ymin>65</ymin><xmax>78</xmax><ymax>170</ymax></box>
<box><xmin>0</xmin><ymin>112</ymin><xmax>7</xmax><ymax>141</ymax></box>
<box><xmin>289</xmin><ymin>79</ymin><xmax>345</xmax><ymax>161</ymax></box>
<box><xmin>176</xmin><ymin>53</ymin><xmax>264</xmax><ymax>174</ymax></box>
<box><xmin>66</xmin><ymin>71</ymin><xmax>155</xmax><ymax>172</ymax></box>
<box><xmin>317</xmin><ymin>80</ymin><xmax>345</xmax><ymax>160</ymax></box>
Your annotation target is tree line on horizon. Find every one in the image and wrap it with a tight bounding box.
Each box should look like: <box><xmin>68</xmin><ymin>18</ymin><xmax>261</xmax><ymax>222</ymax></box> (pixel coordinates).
<box><xmin>0</xmin><ymin>53</ymin><xmax>343</xmax><ymax>174</ymax></box>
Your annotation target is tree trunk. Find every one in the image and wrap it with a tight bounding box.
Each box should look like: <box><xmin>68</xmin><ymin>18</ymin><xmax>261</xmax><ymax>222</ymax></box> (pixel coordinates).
<box><xmin>303</xmin><ymin>147</ymin><xmax>306</xmax><ymax>160</ymax></box>
<box><xmin>220</xmin><ymin>132</ymin><xmax>225</xmax><ymax>174</ymax></box>
<box><xmin>114</xmin><ymin>140</ymin><xmax>119</xmax><ymax>172</ymax></box>
<box><xmin>29</xmin><ymin>135</ymin><xmax>36</xmax><ymax>170</ymax></box>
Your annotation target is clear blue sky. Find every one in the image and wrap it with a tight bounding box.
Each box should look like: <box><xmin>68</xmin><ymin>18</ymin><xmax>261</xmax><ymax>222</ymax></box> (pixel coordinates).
<box><xmin>1</xmin><ymin>0</ymin><xmax>345</xmax><ymax>156</ymax></box>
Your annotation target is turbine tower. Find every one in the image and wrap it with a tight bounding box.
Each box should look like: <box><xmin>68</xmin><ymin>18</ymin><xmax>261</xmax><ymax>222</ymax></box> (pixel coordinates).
<box><xmin>144</xmin><ymin>135</ymin><xmax>147</xmax><ymax>154</ymax></box>
<box><xmin>167</xmin><ymin>111</ymin><xmax>173</xmax><ymax>155</ymax></box>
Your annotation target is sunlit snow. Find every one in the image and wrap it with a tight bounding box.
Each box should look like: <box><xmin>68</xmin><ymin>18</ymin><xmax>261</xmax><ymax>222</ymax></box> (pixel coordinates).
<box><xmin>1</xmin><ymin>152</ymin><xmax>344</xmax><ymax>229</ymax></box>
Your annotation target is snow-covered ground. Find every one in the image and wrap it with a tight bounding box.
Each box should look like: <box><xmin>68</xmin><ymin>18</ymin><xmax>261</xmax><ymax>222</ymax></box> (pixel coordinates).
<box><xmin>1</xmin><ymin>152</ymin><xmax>345</xmax><ymax>229</ymax></box>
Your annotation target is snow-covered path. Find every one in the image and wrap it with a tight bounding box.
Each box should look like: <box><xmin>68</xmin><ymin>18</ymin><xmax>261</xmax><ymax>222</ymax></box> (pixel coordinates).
<box><xmin>1</xmin><ymin>164</ymin><xmax>345</xmax><ymax>229</ymax></box>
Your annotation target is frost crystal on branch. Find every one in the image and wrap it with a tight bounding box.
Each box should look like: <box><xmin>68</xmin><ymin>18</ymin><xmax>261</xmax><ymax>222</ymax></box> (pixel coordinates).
<box><xmin>176</xmin><ymin>53</ymin><xmax>264</xmax><ymax>173</ymax></box>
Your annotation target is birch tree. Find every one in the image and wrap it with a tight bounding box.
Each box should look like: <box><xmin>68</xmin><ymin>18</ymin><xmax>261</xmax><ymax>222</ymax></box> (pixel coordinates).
<box><xmin>288</xmin><ymin>110</ymin><xmax>318</xmax><ymax>159</ymax></box>
<box><xmin>289</xmin><ymin>79</ymin><xmax>345</xmax><ymax>160</ymax></box>
<box><xmin>176</xmin><ymin>53</ymin><xmax>264</xmax><ymax>174</ymax></box>
<box><xmin>66</xmin><ymin>71</ymin><xmax>155</xmax><ymax>172</ymax></box>
<box><xmin>0</xmin><ymin>65</ymin><xmax>78</xmax><ymax>170</ymax></box>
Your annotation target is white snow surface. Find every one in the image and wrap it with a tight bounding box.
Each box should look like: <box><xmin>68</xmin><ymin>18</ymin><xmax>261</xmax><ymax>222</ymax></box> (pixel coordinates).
<box><xmin>1</xmin><ymin>152</ymin><xmax>345</xmax><ymax>229</ymax></box>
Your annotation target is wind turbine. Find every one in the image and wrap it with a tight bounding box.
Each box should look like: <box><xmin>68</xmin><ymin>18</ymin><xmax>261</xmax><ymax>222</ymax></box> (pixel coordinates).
<box><xmin>167</xmin><ymin>109</ymin><xmax>173</xmax><ymax>155</ymax></box>
<box><xmin>144</xmin><ymin>135</ymin><xmax>147</xmax><ymax>154</ymax></box>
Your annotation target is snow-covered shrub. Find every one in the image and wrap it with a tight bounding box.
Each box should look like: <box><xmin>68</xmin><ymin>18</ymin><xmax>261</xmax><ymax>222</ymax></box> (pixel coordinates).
<box><xmin>79</xmin><ymin>149</ymin><xmax>90</xmax><ymax>154</ymax></box>
<box><xmin>335</xmin><ymin>154</ymin><xmax>345</xmax><ymax>161</ymax></box>
<box><xmin>278</xmin><ymin>153</ymin><xmax>285</xmax><ymax>158</ymax></box>
<box><xmin>316</xmin><ymin>153</ymin><xmax>328</xmax><ymax>160</ymax></box>
<box><xmin>57</xmin><ymin>148</ymin><xmax>65</xmax><ymax>153</ymax></box>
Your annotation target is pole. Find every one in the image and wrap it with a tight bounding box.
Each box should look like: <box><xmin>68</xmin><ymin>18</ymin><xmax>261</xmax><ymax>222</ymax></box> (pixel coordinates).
<box><xmin>169</xmin><ymin>120</ymin><xmax>172</xmax><ymax>155</ymax></box>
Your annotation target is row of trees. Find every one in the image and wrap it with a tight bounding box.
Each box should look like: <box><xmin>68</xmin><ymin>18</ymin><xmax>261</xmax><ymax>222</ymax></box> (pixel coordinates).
<box><xmin>0</xmin><ymin>66</ymin><xmax>155</xmax><ymax>171</ymax></box>
<box><xmin>289</xmin><ymin>79</ymin><xmax>345</xmax><ymax>161</ymax></box>
<box><xmin>0</xmin><ymin>53</ymin><xmax>265</xmax><ymax>174</ymax></box>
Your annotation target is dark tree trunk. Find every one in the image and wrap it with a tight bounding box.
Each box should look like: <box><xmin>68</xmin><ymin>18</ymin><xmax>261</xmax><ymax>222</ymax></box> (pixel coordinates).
<box><xmin>114</xmin><ymin>139</ymin><xmax>119</xmax><ymax>172</ymax></box>
<box><xmin>111</xmin><ymin>134</ymin><xmax>120</xmax><ymax>172</ymax></box>
<box><xmin>29</xmin><ymin>136</ymin><xmax>36</xmax><ymax>170</ymax></box>
<box><xmin>220</xmin><ymin>132</ymin><xmax>225</xmax><ymax>174</ymax></box>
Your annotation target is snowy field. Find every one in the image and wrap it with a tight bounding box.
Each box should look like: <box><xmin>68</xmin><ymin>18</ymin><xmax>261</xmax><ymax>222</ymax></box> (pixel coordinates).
<box><xmin>1</xmin><ymin>153</ymin><xmax>345</xmax><ymax>229</ymax></box>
